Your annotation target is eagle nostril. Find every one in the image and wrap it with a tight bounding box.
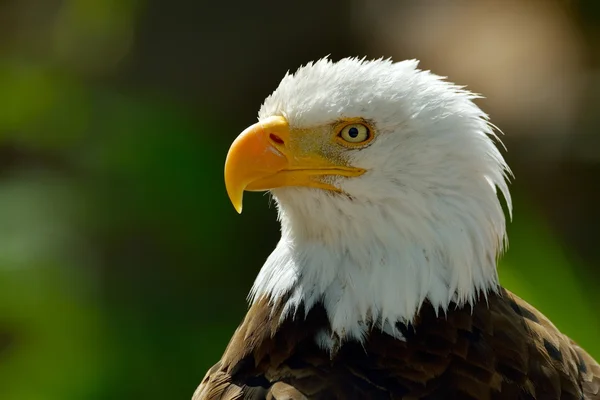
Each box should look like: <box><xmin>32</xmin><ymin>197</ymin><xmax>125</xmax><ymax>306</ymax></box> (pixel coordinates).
<box><xmin>269</xmin><ymin>134</ymin><xmax>285</xmax><ymax>146</ymax></box>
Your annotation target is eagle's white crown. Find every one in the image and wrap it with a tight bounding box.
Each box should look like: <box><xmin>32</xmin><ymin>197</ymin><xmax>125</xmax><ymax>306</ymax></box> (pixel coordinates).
<box><xmin>249</xmin><ymin>57</ymin><xmax>512</xmax><ymax>347</ymax></box>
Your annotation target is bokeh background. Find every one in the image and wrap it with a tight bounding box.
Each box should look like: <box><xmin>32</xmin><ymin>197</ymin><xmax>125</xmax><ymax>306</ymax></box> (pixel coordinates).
<box><xmin>1</xmin><ymin>0</ymin><xmax>599</xmax><ymax>398</ymax></box>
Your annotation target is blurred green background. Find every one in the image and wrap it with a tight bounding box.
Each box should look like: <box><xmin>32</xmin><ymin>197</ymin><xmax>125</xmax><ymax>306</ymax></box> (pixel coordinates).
<box><xmin>1</xmin><ymin>0</ymin><xmax>599</xmax><ymax>399</ymax></box>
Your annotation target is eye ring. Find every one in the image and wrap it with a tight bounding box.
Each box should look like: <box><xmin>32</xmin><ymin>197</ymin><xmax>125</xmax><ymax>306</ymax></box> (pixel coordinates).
<box><xmin>338</xmin><ymin>123</ymin><xmax>371</xmax><ymax>144</ymax></box>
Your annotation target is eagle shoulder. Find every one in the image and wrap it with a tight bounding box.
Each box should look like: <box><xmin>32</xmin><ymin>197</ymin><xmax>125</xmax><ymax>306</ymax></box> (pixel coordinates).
<box><xmin>504</xmin><ymin>291</ymin><xmax>600</xmax><ymax>400</ymax></box>
<box><xmin>194</xmin><ymin>289</ymin><xmax>600</xmax><ymax>400</ymax></box>
<box><xmin>193</xmin><ymin>296</ymin><xmax>314</xmax><ymax>400</ymax></box>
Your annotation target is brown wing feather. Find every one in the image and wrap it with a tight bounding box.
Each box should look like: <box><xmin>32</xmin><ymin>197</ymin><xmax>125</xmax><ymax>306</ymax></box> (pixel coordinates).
<box><xmin>194</xmin><ymin>288</ymin><xmax>600</xmax><ymax>400</ymax></box>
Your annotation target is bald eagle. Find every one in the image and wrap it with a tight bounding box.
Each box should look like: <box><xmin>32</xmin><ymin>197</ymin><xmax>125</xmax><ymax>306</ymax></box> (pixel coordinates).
<box><xmin>194</xmin><ymin>58</ymin><xmax>600</xmax><ymax>400</ymax></box>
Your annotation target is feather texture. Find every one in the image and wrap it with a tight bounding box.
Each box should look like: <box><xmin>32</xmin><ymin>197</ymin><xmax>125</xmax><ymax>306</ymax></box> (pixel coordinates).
<box><xmin>194</xmin><ymin>289</ymin><xmax>600</xmax><ymax>400</ymax></box>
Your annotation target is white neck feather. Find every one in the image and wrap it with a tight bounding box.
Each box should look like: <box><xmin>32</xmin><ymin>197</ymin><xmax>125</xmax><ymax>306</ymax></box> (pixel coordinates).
<box><xmin>250</xmin><ymin>175</ymin><xmax>509</xmax><ymax>346</ymax></box>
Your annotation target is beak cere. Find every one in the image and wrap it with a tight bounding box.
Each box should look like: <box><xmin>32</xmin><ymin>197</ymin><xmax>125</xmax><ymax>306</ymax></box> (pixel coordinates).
<box><xmin>224</xmin><ymin>116</ymin><xmax>365</xmax><ymax>213</ymax></box>
<box><xmin>224</xmin><ymin>116</ymin><xmax>291</xmax><ymax>213</ymax></box>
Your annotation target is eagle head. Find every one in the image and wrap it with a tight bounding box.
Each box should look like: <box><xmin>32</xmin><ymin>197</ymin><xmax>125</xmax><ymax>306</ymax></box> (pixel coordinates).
<box><xmin>224</xmin><ymin>57</ymin><xmax>512</xmax><ymax>345</ymax></box>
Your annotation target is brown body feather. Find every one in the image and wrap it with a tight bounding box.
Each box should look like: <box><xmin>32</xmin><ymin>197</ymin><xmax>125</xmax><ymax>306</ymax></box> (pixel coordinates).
<box><xmin>193</xmin><ymin>288</ymin><xmax>600</xmax><ymax>400</ymax></box>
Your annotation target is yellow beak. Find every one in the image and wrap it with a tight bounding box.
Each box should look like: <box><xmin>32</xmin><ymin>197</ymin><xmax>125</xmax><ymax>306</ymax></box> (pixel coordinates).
<box><xmin>224</xmin><ymin>116</ymin><xmax>364</xmax><ymax>213</ymax></box>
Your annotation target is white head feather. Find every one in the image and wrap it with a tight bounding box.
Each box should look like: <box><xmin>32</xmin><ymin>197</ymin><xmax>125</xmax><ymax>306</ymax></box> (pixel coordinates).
<box><xmin>249</xmin><ymin>57</ymin><xmax>512</xmax><ymax>347</ymax></box>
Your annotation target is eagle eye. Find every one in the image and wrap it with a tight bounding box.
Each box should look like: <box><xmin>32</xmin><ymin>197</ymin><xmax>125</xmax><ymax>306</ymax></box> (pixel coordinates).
<box><xmin>337</xmin><ymin>123</ymin><xmax>371</xmax><ymax>145</ymax></box>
